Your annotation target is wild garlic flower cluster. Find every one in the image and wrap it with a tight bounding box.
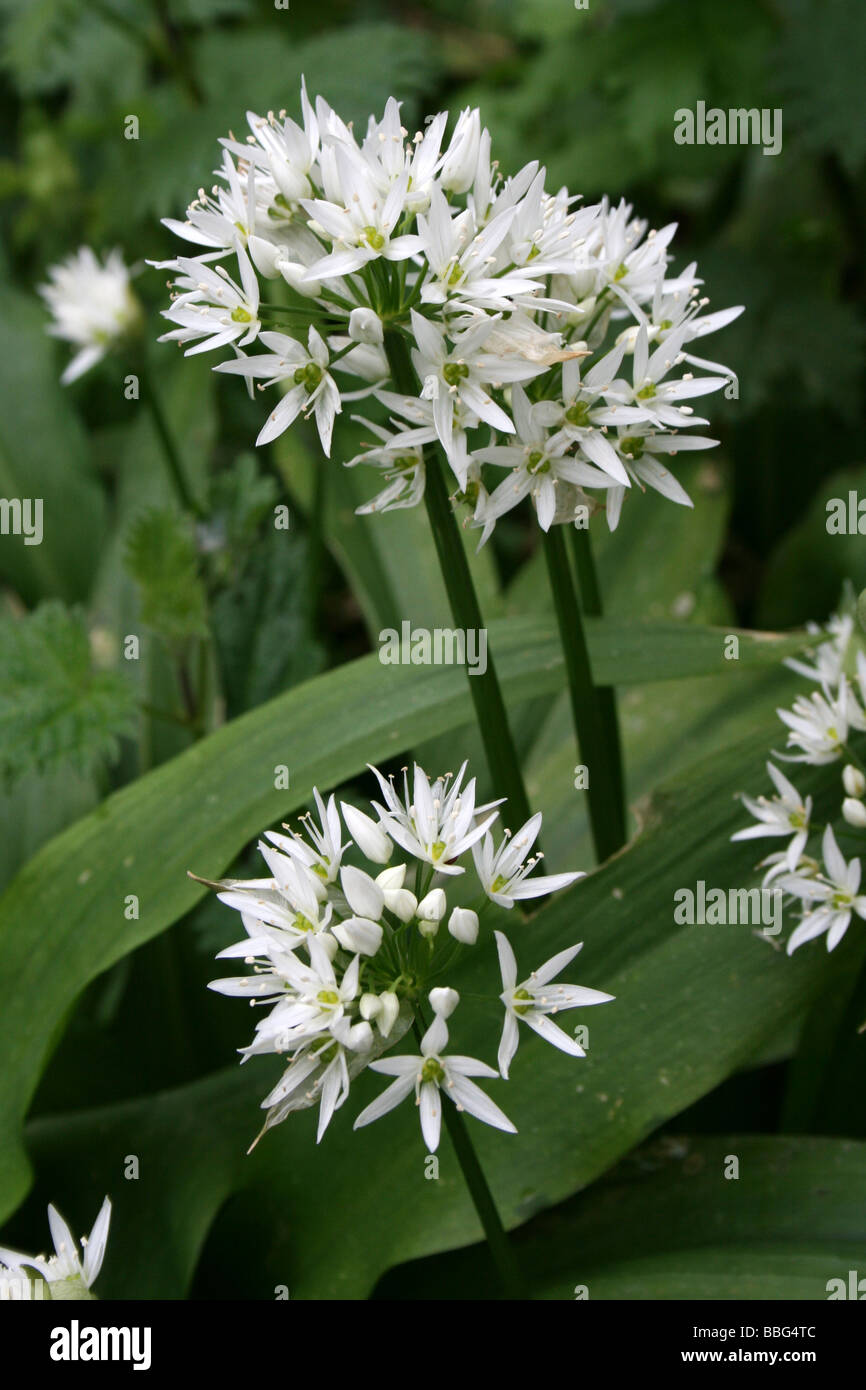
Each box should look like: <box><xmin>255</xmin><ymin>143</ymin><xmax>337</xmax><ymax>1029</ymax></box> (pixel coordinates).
<box><xmin>156</xmin><ymin>83</ymin><xmax>741</xmax><ymax>536</ymax></box>
<box><xmin>0</xmin><ymin>1198</ymin><xmax>111</xmax><ymax>1300</ymax></box>
<box><xmin>733</xmin><ymin>610</ymin><xmax>866</xmax><ymax>955</ymax></box>
<box><xmin>40</xmin><ymin>248</ymin><xmax>140</xmax><ymax>384</ymax></box>
<box><xmin>206</xmin><ymin>762</ymin><xmax>613</xmax><ymax>1151</ymax></box>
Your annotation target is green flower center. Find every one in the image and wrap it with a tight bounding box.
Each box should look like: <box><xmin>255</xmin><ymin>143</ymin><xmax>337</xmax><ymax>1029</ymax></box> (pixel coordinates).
<box><xmin>620</xmin><ymin>435</ymin><xmax>644</xmax><ymax>460</ymax></box>
<box><xmin>294</xmin><ymin>362</ymin><xmax>324</xmax><ymax>391</ymax></box>
<box><xmin>447</xmin><ymin>261</ymin><xmax>463</xmax><ymax>287</ymax></box>
<box><xmin>614</xmin><ymin>263</ymin><xmax>628</xmax><ymax>281</ymax></box>
<box><xmin>362</xmin><ymin>226</ymin><xmax>386</xmax><ymax>251</ymax></box>
<box><xmin>636</xmin><ymin>382</ymin><xmax>656</xmax><ymax>400</ymax></box>
<box><xmin>491</xmin><ymin>874</ymin><xmax>509</xmax><ymax>893</ymax></box>
<box><xmin>420</xmin><ymin>1058</ymin><xmax>445</xmax><ymax>1085</ymax></box>
<box><xmin>527</xmin><ymin>450</ymin><xmax>549</xmax><ymax>474</ymax></box>
<box><xmin>431</xmin><ymin>839</ymin><xmax>447</xmax><ymax>861</ymax></box>
<box><xmin>512</xmin><ymin>986</ymin><xmax>534</xmax><ymax>1016</ymax></box>
<box><xmin>443</xmin><ymin>361</ymin><xmax>470</xmax><ymax>386</ymax></box>
<box><xmin>565</xmin><ymin>401</ymin><xmax>591</xmax><ymax>428</ymax></box>
<box><xmin>317</xmin><ymin>989</ymin><xmax>340</xmax><ymax>1005</ymax></box>
<box><xmin>231</xmin><ymin>307</ymin><xmax>252</xmax><ymax>323</ymax></box>
<box><xmin>659</xmin><ymin>318</ymin><xmax>673</xmax><ymax>330</ymax></box>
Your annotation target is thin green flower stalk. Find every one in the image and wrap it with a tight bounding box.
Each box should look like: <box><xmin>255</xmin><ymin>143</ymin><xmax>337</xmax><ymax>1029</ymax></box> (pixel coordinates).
<box><xmin>202</xmin><ymin>762</ymin><xmax>615</xmax><ymax>1297</ymax></box>
<box><xmin>543</xmin><ymin>525</ymin><xmax>626</xmax><ymax>862</ymax></box>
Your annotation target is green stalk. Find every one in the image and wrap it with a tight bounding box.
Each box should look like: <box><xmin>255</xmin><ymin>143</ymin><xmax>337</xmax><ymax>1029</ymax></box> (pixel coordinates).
<box><xmin>140</xmin><ymin>374</ymin><xmax>204</xmax><ymax>519</ymax></box>
<box><xmin>570</xmin><ymin>526</ymin><xmax>626</xmax><ymax>843</ymax></box>
<box><xmin>384</xmin><ymin>330</ymin><xmax>532</xmax><ymax>828</ymax></box>
<box><xmin>412</xmin><ymin>1019</ymin><xmax>525</xmax><ymax>1299</ymax></box>
<box><xmin>542</xmin><ymin>525</ymin><xmax>626</xmax><ymax>862</ymax></box>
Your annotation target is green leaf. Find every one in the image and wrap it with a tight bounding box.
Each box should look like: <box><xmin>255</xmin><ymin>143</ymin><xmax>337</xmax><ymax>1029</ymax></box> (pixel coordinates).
<box><xmin>0</xmin><ymin>602</ymin><xmax>136</xmax><ymax>787</ymax></box>
<box><xmin>372</xmin><ymin>1135</ymin><xmax>866</xmax><ymax>1300</ymax></box>
<box><xmin>124</xmin><ymin>507</ymin><xmax>208</xmax><ymax>640</ymax></box>
<box><xmin>0</xmin><ymin>283</ymin><xmax>107</xmax><ymax>605</ymax></box>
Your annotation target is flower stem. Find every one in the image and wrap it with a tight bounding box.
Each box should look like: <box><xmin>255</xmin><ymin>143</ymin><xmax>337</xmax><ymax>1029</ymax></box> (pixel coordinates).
<box><xmin>570</xmin><ymin>525</ymin><xmax>626</xmax><ymax>844</ymax></box>
<box><xmin>141</xmin><ymin>375</ymin><xmax>205</xmax><ymax>519</ymax></box>
<box><xmin>383</xmin><ymin>330</ymin><xmax>532</xmax><ymax>828</ymax></box>
<box><xmin>542</xmin><ymin>525</ymin><xmax>626</xmax><ymax>862</ymax></box>
<box><xmin>413</xmin><ymin>1018</ymin><xmax>525</xmax><ymax>1299</ymax></box>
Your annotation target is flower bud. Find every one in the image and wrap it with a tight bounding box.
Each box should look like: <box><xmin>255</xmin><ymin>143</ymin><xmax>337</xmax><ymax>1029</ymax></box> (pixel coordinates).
<box><xmin>417</xmin><ymin>888</ymin><xmax>446</xmax><ymax>923</ymax></box>
<box><xmin>385</xmin><ymin>888</ymin><xmax>417</xmax><ymax>923</ymax></box>
<box><xmin>843</xmin><ymin>764</ymin><xmax>866</xmax><ymax>798</ymax></box>
<box><xmin>429</xmin><ymin>986</ymin><xmax>459</xmax><ymax>1019</ymax></box>
<box><xmin>341</xmin><ymin>803</ymin><xmax>393</xmax><ymax>864</ymax></box>
<box><xmin>843</xmin><ymin>797</ymin><xmax>866</xmax><ymax>828</ymax></box>
<box><xmin>348</xmin><ymin>307</ymin><xmax>384</xmax><ymax>345</ymax></box>
<box><xmin>376</xmin><ymin>864</ymin><xmax>406</xmax><ymax>890</ymax></box>
<box><xmin>441</xmin><ymin>108</ymin><xmax>482</xmax><ymax>194</ymax></box>
<box><xmin>417</xmin><ymin>916</ymin><xmax>439</xmax><ymax>939</ymax></box>
<box><xmin>359</xmin><ymin>992</ymin><xmax>381</xmax><ymax>1021</ymax></box>
<box><xmin>331</xmin><ymin>916</ymin><xmax>383</xmax><ymax>956</ymax></box>
<box><xmin>448</xmin><ymin>906</ymin><xmax>479</xmax><ymax>945</ymax></box>
<box><xmin>340</xmin><ymin>865</ymin><xmax>385</xmax><ymax>920</ymax></box>
<box><xmin>378</xmin><ymin>991</ymin><xmax>400</xmax><ymax>1037</ymax></box>
<box><xmin>278</xmin><ymin>258</ymin><xmax>322</xmax><ymax>298</ymax></box>
<box><xmin>247</xmin><ymin>235</ymin><xmax>282</xmax><ymax>279</ymax></box>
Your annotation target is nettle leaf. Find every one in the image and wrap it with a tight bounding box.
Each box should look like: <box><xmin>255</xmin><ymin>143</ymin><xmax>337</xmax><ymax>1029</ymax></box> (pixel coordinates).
<box><xmin>124</xmin><ymin>508</ymin><xmax>208</xmax><ymax>641</ymax></box>
<box><xmin>210</xmin><ymin>528</ymin><xmax>325</xmax><ymax>717</ymax></box>
<box><xmin>0</xmin><ymin>602</ymin><xmax>135</xmax><ymax>786</ymax></box>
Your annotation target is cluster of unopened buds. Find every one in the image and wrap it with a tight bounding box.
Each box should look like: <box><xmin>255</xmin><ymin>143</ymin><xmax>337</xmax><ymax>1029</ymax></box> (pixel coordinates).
<box><xmin>153</xmin><ymin>81</ymin><xmax>741</xmax><ymax>538</ymax></box>
<box><xmin>733</xmin><ymin>608</ymin><xmax>866</xmax><ymax>955</ymax></box>
<box><xmin>205</xmin><ymin>762</ymin><xmax>614</xmax><ymax>1151</ymax></box>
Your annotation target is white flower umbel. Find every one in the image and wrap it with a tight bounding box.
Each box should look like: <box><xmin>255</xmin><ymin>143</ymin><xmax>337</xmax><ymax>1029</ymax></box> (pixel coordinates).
<box><xmin>204</xmin><ymin>761</ymin><xmax>604</xmax><ymax>1148</ymax></box>
<box><xmin>156</xmin><ymin>84</ymin><xmax>737</xmax><ymax>533</ymax></box>
<box><xmin>733</xmin><ymin>604</ymin><xmax>866</xmax><ymax>956</ymax></box>
<box><xmin>781</xmin><ymin>825</ymin><xmax>866</xmax><ymax>954</ymax></box>
<box><xmin>731</xmin><ymin>762</ymin><xmax>812</xmax><ymax>872</ymax></box>
<box><xmin>494</xmin><ymin>934</ymin><xmax>614</xmax><ymax>1078</ymax></box>
<box><xmin>0</xmin><ymin>1198</ymin><xmax>111</xmax><ymax>1301</ymax></box>
<box><xmin>353</xmin><ymin>1013</ymin><xmax>515</xmax><ymax>1152</ymax></box>
<box><xmin>41</xmin><ymin>248</ymin><xmax>140</xmax><ymax>384</ymax></box>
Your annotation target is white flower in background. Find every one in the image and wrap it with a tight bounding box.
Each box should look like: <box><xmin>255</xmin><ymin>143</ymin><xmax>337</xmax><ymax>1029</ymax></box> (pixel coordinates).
<box><xmin>353</xmin><ymin>1013</ymin><xmax>515</xmax><ymax>1152</ymax></box>
<box><xmin>205</xmin><ymin>762</ymin><xmax>603</xmax><ymax>1147</ymax></box>
<box><xmin>41</xmin><ymin>248</ymin><xmax>140</xmax><ymax>383</ymax></box>
<box><xmin>731</xmin><ymin>762</ymin><xmax>812</xmax><ymax>871</ymax></box>
<box><xmin>735</xmin><ymin>605</ymin><xmax>866</xmax><ymax>956</ymax></box>
<box><xmin>0</xmin><ymin>1198</ymin><xmax>111</xmax><ymax>1301</ymax></box>
<box><xmin>781</xmin><ymin>825</ymin><xmax>866</xmax><ymax>954</ymax></box>
<box><xmin>494</xmin><ymin>934</ymin><xmax>614</xmax><ymax>1078</ymax></box>
<box><xmin>776</xmin><ymin>685</ymin><xmax>852</xmax><ymax>765</ymax></box>
<box><xmin>473</xmin><ymin>811</ymin><xmax>583</xmax><ymax>907</ymax></box>
<box><xmin>785</xmin><ymin>614</ymin><xmax>854</xmax><ymax>687</ymax></box>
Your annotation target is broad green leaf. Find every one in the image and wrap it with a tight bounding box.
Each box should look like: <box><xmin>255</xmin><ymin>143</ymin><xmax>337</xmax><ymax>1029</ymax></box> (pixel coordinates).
<box><xmin>371</xmin><ymin>1135</ymin><xmax>866</xmax><ymax>1300</ymax></box>
<box><xmin>13</xmin><ymin>732</ymin><xmax>849</xmax><ymax>1296</ymax></box>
